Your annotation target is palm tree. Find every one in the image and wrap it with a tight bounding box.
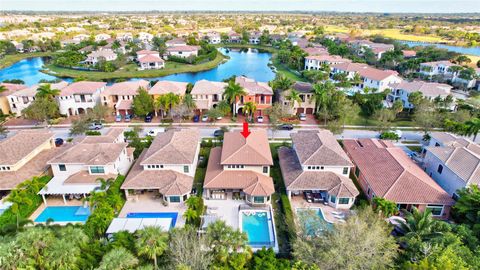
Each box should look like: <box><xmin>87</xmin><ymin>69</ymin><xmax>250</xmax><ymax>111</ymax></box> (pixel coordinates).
<box><xmin>154</xmin><ymin>95</ymin><xmax>168</xmax><ymax>119</ymax></box>
<box><xmin>182</xmin><ymin>93</ymin><xmax>196</xmax><ymax>111</ymax></box>
<box><xmin>7</xmin><ymin>189</ymin><xmax>33</xmax><ymax>229</ymax></box>
<box><xmin>270</xmin><ymin>74</ymin><xmax>294</xmax><ymax>91</ymax></box>
<box><xmin>349</xmin><ymin>73</ymin><xmax>363</xmax><ymax>86</ymax></box>
<box><xmin>156</xmin><ymin>93</ymin><xmax>181</xmax><ymax>118</ymax></box>
<box><xmin>223</xmin><ymin>81</ymin><xmax>246</xmax><ymax>116</ymax></box>
<box><xmin>135</xmin><ymin>226</ymin><xmax>169</xmax><ymax>269</ymax></box>
<box><xmin>241</xmin><ymin>101</ymin><xmax>257</xmax><ymax>121</ymax></box>
<box><xmin>312</xmin><ymin>81</ymin><xmax>335</xmax><ymax>125</ymax></box>
<box><xmin>36</xmin><ymin>84</ymin><xmax>60</xmax><ymax>100</ymax></box>
<box><xmin>183</xmin><ymin>208</ymin><xmax>199</xmax><ymax>224</ymax></box>
<box><xmin>463</xmin><ymin>118</ymin><xmax>480</xmax><ymax>141</ymax></box>
<box><xmin>96</xmin><ymin>177</ymin><xmax>114</xmax><ymax>191</ymax></box>
<box><xmin>0</xmin><ymin>85</ymin><xmax>7</xmax><ymax>93</ymax></box>
<box><xmin>286</xmin><ymin>89</ymin><xmax>302</xmax><ymax>112</ymax></box>
<box><xmin>398</xmin><ymin>207</ymin><xmax>442</xmax><ymax>241</ymax></box>
<box><xmin>96</xmin><ymin>247</ymin><xmax>139</xmax><ymax>270</ymax></box>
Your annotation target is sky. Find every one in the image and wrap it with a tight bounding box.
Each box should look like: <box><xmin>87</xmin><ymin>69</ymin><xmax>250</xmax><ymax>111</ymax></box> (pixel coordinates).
<box><xmin>1</xmin><ymin>0</ymin><xmax>480</xmax><ymax>13</ymax></box>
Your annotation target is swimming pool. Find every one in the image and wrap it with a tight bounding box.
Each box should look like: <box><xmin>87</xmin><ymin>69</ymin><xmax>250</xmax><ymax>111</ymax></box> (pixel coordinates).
<box><xmin>296</xmin><ymin>208</ymin><xmax>333</xmax><ymax>235</ymax></box>
<box><xmin>240</xmin><ymin>211</ymin><xmax>275</xmax><ymax>247</ymax></box>
<box><xmin>126</xmin><ymin>212</ymin><xmax>178</xmax><ymax>229</ymax></box>
<box><xmin>34</xmin><ymin>206</ymin><xmax>91</xmax><ymax>223</ymax></box>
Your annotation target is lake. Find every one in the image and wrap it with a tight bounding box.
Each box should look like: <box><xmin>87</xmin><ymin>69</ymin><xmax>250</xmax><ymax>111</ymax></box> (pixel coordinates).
<box><xmin>0</xmin><ymin>48</ymin><xmax>275</xmax><ymax>86</ymax></box>
<box><xmin>399</xmin><ymin>41</ymin><xmax>480</xmax><ymax>56</ymax></box>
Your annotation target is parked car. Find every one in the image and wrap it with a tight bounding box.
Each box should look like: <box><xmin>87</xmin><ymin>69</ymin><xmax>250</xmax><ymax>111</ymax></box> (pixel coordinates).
<box><xmin>216</xmin><ymin>116</ymin><xmax>223</xmax><ymax>120</ymax></box>
<box><xmin>193</xmin><ymin>115</ymin><xmax>199</xmax><ymax>122</ymax></box>
<box><xmin>125</xmin><ymin>114</ymin><xmax>131</xmax><ymax>122</ymax></box>
<box><xmin>201</xmin><ymin>115</ymin><xmax>209</xmax><ymax>122</ymax></box>
<box><xmin>278</xmin><ymin>124</ymin><xmax>294</xmax><ymax>130</ymax></box>
<box><xmin>144</xmin><ymin>113</ymin><xmax>153</xmax><ymax>122</ymax></box>
<box><xmin>54</xmin><ymin>138</ymin><xmax>64</xmax><ymax>147</ymax></box>
<box><xmin>88</xmin><ymin>122</ymin><xmax>103</xmax><ymax>130</ymax></box>
<box><xmin>213</xmin><ymin>129</ymin><xmax>224</xmax><ymax>137</ymax></box>
<box><xmin>115</xmin><ymin>115</ymin><xmax>122</xmax><ymax>122</ymax></box>
<box><xmin>257</xmin><ymin>116</ymin><xmax>264</xmax><ymax>123</ymax></box>
<box><xmin>299</xmin><ymin>113</ymin><xmax>306</xmax><ymax>121</ymax></box>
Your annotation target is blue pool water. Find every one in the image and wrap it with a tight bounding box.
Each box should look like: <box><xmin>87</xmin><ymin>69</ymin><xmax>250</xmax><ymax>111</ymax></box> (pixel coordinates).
<box><xmin>0</xmin><ymin>48</ymin><xmax>275</xmax><ymax>86</ymax></box>
<box><xmin>296</xmin><ymin>208</ymin><xmax>333</xmax><ymax>235</ymax></box>
<box><xmin>127</xmin><ymin>212</ymin><xmax>178</xmax><ymax>228</ymax></box>
<box><xmin>241</xmin><ymin>211</ymin><xmax>273</xmax><ymax>247</ymax></box>
<box><xmin>35</xmin><ymin>206</ymin><xmax>91</xmax><ymax>223</ymax></box>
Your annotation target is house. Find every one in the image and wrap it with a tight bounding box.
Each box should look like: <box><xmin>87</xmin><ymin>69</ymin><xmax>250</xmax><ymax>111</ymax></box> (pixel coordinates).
<box><xmin>278</xmin><ymin>130</ymin><xmax>359</xmax><ymax>209</ymax></box>
<box><xmin>166</xmin><ymin>38</ymin><xmax>187</xmax><ymax>47</ymax></box>
<box><xmin>0</xmin><ymin>130</ymin><xmax>68</xmax><ymax>193</ymax></box>
<box><xmin>402</xmin><ymin>50</ymin><xmax>417</xmax><ymax>58</ymax></box>
<box><xmin>203</xmin><ymin>130</ymin><xmax>275</xmax><ymax>205</ymax></box>
<box><xmin>39</xmin><ymin>128</ymin><xmax>134</xmax><ymax>204</ymax></box>
<box><xmin>419</xmin><ymin>61</ymin><xmax>459</xmax><ymax>78</ymax></box>
<box><xmin>206</xmin><ymin>32</ymin><xmax>221</xmax><ymax>44</ymax></box>
<box><xmin>227</xmin><ymin>31</ymin><xmax>242</xmax><ymax>43</ymax></box>
<box><xmin>349</xmin><ymin>40</ymin><xmax>394</xmax><ymax>59</ymax></box>
<box><xmin>122</xmin><ymin>129</ymin><xmax>200</xmax><ymax>204</ymax></box>
<box><xmin>116</xmin><ymin>32</ymin><xmax>133</xmax><ymax>42</ymax></box>
<box><xmin>57</xmin><ymin>81</ymin><xmax>107</xmax><ymax>116</ymax></box>
<box><xmin>235</xmin><ymin>76</ymin><xmax>273</xmax><ymax>116</ymax></box>
<box><xmin>191</xmin><ymin>79</ymin><xmax>227</xmax><ymax>114</ymax></box>
<box><xmin>150</xmin><ymin>81</ymin><xmax>188</xmax><ymax>99</ymax></box>
<box><xmin>249</xmin><ymin>31</ymin><xmax>262</xmax><ymax>44</ymax></box>
<box><xmin>387</xmin><ymin>81</ymin><xmax>454</xmax><ymax>109</ymax></box>
<box><xmin>290</xmin><ymin>37</ymin><xmax>309</xmax><ymax>48</ymax></box>
<box><xmin>343</xmin><ymin>139</ymin><xmax>454</xmax><ymax>218</ymax></box>
<box><xmin>94</xmin><ymin>33</ymin><xmax>111</xmax><ymax>42</ymax></box>
<box><xmin>101</xmin><ymin>80</ymin><xmax>151</xmax><ymax>116</ymax></box>
<box><xmin>423</xmin><ymin>132</ymin><xmax>480</xmax><ymax>198</ymax></box>
<box><xmin>304</xmin><ymin>54</ymin><xmax>351</xmax><ymax>70</ymax></box>
<box><xmin>8</xmin><ymin>82</ymin><xmax>68</xmax><ymax>116</ymax></box>
<box><xmin>136</xmin><ymin>50</ymin><xmax>164</xmax><ymax>70</ymax></box>
<box><xmin>138</xmin><ymin>32</ymin><xmax>154</xmax><ymax>43</ymax></box>
<box><xmin>279</xmin><ymin>82</ymin><xmax>315</xmax><ymax>114</ymax></box>
<box><xmin>302</xmin><ymin>46</ymin><xmax>329</xmax><ymax>56</ymax></box>
<box><xmin>165</xmin><ymin>45</ymin><xmax>200</xmax><ymax>59</ymax></box>
<box><xmin>0</xmin><ymin>83</ymin><xmax>27</xmax><ymax>115</ymax></box>
<box><xmin>331</xmin><ymin>62</ymin><xmax>402</xmax><ymax>92</ymax></box>
<box><xmin>85</xmin><ymin>49</ymin><xmax>117</xmax><ymax>65</ymax></box>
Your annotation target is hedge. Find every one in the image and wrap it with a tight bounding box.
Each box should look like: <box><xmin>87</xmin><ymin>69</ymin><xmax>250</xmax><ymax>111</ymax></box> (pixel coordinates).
<box><xmin>0</xmin><ymin>175</ymin><xmax>51</xmax><ymax>229</ymax></box>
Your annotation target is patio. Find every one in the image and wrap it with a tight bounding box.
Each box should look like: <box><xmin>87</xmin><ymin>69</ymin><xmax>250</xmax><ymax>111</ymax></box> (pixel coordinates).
<box><xmin>290</xmin><ymin>195</ymin><xmax>350</xmax><ymax>224</ymax></box>
<box><xmin>204</xmin><ymin>195</ymin><xmax>246</xmax><ymax>229</ymax></box>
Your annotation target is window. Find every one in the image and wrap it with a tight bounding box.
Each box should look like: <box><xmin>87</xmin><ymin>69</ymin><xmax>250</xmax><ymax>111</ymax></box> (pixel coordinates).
<box><xmin>437</xmin><ymin>165</ymin><xmax>443</xmax><ymax>174</ymax></box>
<box><xmin>184</xmin><ymin>166</ymin><xmax>189</xmax><ymax>173</ymax></box>
<box><xmin>427</xmin><ymin>205</ymin><xmax>444</xmax><ymax>216</ymax></box>
<box><xmin>355</xmin><ymin>168</ymin><xmax>360</xmax><ymax>178</ymax></box>
<box><xmin>183</xmin><ymin>194</ymin><xmax>188</xmax><ymax>201</ymax></box>
<box><xmin>169</xmin><ymin>196</ymin><xmax>181</xmax><ymax>203</ymax></box>
<box><xmin>307</xmin><ymin>166</ymin><xmax>311</xmax><ymax>170</ymax></box>
<box><xmin>59</xmin><ymin>164</ymin><xmax>66</xmax><ymax>171</ymax></box>
<box><xmin>90</xmin><ymin>166</ymin><xmax>105</xmax><ymax>174</ymax></box>
<box><xmin>253</xmin><ymin>196</ymin><xmax>265</xmax><ymax>204</ymax></box>
<box><xmin>338</xmin><ymin>198</ymin><xmax>350</xmax><ymax>204</ymax></box>
<box><xmin>343</xmin><ymin>167</ymin><xmax>348</xmax><ymax>175</ymax></box>
<box><xmin>330</xmin><ymin>195</ymin><xmax>336</xmax><ymax>203</ymax></box>
<box><xmin>367</xmin><ymin>187</ymin><xmax>371</xmax><ymax>196</ymax></box>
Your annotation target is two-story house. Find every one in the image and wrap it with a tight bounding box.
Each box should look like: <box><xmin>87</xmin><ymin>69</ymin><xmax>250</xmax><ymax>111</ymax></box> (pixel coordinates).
<box><xmin>8</xmin><ymin>81</ymin><xmax>68</xmax><ymax>116</ymax></box>
<box><xmin>166</xmin><ymin>38</ymin><xmax>187</xmax><ymax>47</ymax></box>
<box><xmin>39</xmin><ymin>128</ymin><xmax>134</xmax><ymax>205</ymax></box>
<box><xmin>235</xmin><ymin>76</ymin><xmax>273</xmax><ymax>117</ymax></box>
<box><xmin>203</xmin><ymin>130</ymin><xmax>275</xmax><ymax>205</ymax></box>
<box><xmin>85</xmin><ymin>49</ymin><xmax>117</xmax><ymax>65</ymax></box>
<box><xmin>206</xmin><ymin>32</ymin><xmax>221</xmax><ymax>44</ymax></box>
<box><xmin>249</xmin><ymin>32</ymin><xmax>262</xmax><ymax>44</ymax></box>
<box><xmin>387</xmin><ymin>80</ymin><xmax>454</xmax><ymax>110</ymax></box>
<box><xmin>57</xmin><ymin>81</ymin><xmax>107</xmax><ymax>116</ymax></box>
<box><xmin>279</xmin><ymin>82</ymin><xmax>315</xmax><ymax>115</ymax></box>
<box><xmin>165</xmin><ymin>45</ymin><xmax>200</xmax><ymax>59</ymax></box>
<box><xmin>278</xmin><ymin>130</ymin><xmax>359</xmax><ymax>209</ymax></box>
<box><xmin>136</xmin><ymin>50</ymin><xmax>165</xmax><ymax>70</ymax></box>
<box><xmin>101</xmin><ymin>80</ymin><xmax>151</xmax><ymax>116</ymax></box>
<box><xmin>121</xmin><ymin>129</ymin><xmax>200</xmax><ymax>204</ymax></box>
<box><xmin>423</xmin><ymin>132</ymin><xmax>480</xmax><ymax>199</ymax></box>
<box><xmin>0</xmin><ymin>83</ymin><xmax>27</xmax><ymax>115</ymax></box>
<box><xmin>190</xmin><ymin>79</ymin><xmax>227</xmax><ymax>114</ymax></box>
<box><xmin>227</xmin><ymin>31</ymin><xmax>242</xmax><ymax>43</ymax></box>
<box><xmin>304</xmin><ymin>54</ymin><xmax>351</xmax><ymax>70</ymax></box>
<box><xmin>419</xmin><ymin>61</ymin><xmax>459</xmax><ymax>78</ymax></box>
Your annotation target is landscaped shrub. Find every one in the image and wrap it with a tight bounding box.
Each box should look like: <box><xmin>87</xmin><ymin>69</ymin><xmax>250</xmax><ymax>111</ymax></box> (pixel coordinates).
<box><xmin>379</xmin><ymin>131</ymin><xmax>400</xmax><ymax>140</ymax></box>
<box><xmin>85</xmin><ymin>130</ymin><xmax>101</xmax><ymax>136</ymax></box>
<box><xmin>184</xmin><ymin>196</ymin><xmax>204</xmax><ymax>227</ymax></box>
<box><xmin>280</xmin><ymin>194</ymin><xmax>297</xmax><ymax>242</ymax></box>
<box><xmin>161</xmin><ymin>118</ymin><xmax>174</xmax><ymax>123</ymax></box>
<box><xmin>0</xmin><ymin>175</ymin><xmax>51</xmax><ymax>231</ymax></box>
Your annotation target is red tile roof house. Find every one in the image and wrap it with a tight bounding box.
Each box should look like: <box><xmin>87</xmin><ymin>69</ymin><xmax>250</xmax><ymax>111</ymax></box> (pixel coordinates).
<box><xmin>304</xmin><ymin>54</ymin><xmax>351</xmax><ymax>70</ymax></box>
<box><xmin>234</xmin><ymin>76</ymin><xmax>273</xmax><ymax>117</ymax></box>
<box><xmin>100</xmin><ymin>80</ymin><xmax>151</xmax><ymax>116</ymax></box>
<box><xmin>278</xmin><ymin>130</ymin><xmax>359</xmax><ymax>209</ymax></box>
<box><xmin>165</xmin><ymin>45</ymin><xmax>200</xmax><ymax>59</ymax></box>
<box><xmin>203</xmin><ymin>130</ymin><xmax>275</xmax><ymax>205</ymax></box>
<box><xmin>343</xmin><ymin>139</ymin><xmax>454</xmax><ymax>219</ymax></box>
<box><xmin>136</xmin><ymin>50</ymin><xmax>165</xmax><ymax>70</ymax></box>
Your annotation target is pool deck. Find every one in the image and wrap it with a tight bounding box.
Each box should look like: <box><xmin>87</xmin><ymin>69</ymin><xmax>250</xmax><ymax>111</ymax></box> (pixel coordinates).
<box><xmin>119</xmin><ymin>193</ymin><xmax>187</xmax><ymax>227</ymax></box>
<box><xmin>30</xmin><ymin>197</ymin><xmax>84</xmax><ymax>224</ymax></box>
<box><xmin>290</xmin><ymin>196</ymin><xmax>350</xmax><ymax>224</ymax></box>
<box><xmin>204</xmin><ymin>197</ymin><xmax>245</xmax><ymax>229</ymax></box>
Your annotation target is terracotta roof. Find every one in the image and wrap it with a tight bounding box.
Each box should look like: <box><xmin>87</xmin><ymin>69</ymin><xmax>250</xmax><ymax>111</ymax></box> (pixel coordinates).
<box><xmin>64</xmin><ymin>171</ymin><xmax>117</xmax><ymax>184</ymax></box>
<box><xmin>104</xmin><ymin>80</ymin><xmax>150</xmax><ymax>96</ymax></box>
<box><xmin>305</xmin><ymin>54</ymin><xmax>351</xmax><ymax>64</ymax></box>
<box><xmin>0</xmin><ymin>130</ymin><xmax>54</xmax><ymax>166</ymax></box>
<box><xmin>291</xmin><ymin>130</ymin><xmax>352</xmax><ymax>167</ymax></box>
<box><xmin>302</xmin><ymin>47</ymin><xmax>328</xmax><ymax>56</ymax></box>
<box><xmin>11</xmin><ymin>81</ymin><xmax>68</xmax><ymax>97</ymax></box>
<box><xmin>0</xmin><ymin>83</ymin><xmax>27</xmax><ymax>96</ymax></box>
<box><xmin>292</xmin><ymin>82</ymin><xmax>313</xmax><ymax>93</ymax></box>
<box><xmin>60</xmin><ymin>81</ymin><xmax>106</xmax><ymax>96</ymax></box>
<box><xmin>150</xmin><ymin>81</ymin><xmax>188</xmax><ymax>95</ymax></box>
<box><xmin>141</xmin><ymin>129</ymin><xmax>199</xmax><ymax>165</ymax></box>
<box><xmin>87</xmin><ymin>49</ymin><xmax>116</xmax><ymax>58</ymax></box>
<box><xmin>136</xmin><ymin>50</ymin><xmax>159</xmax><ymax>55</ymax></box>
<box><xmin>221</xmin><ymin>130</ymin><xmax>273</xmax><ymax>166</ymax></box>
<box><xmin>49</xmin><ymin>142</ymin><xmax>128</xmax><ymax>165</ymax></box>
<box><xmin>278</xmin><ymin>147</ymin><xmax>359</xmax><ymax>198</ymax></box>
<box><xmin>121</xmin><ymin>150</ymin><xmax>193</xmax><ymax>195</ymax></box>
<box><xmin>332</xmin><ymin>62</ymin><xmax>399</xmax><ymax>81</ymax></box>
<box><xmin>138</xmin><ymin>54</ymin><xmax>164</xmax><ymax>63</ymax></box>
<box><xmin>235</xmin><ymin>76</ymin><xmax>273</xmax><ymax>95</ymax></box>
<box><xmin>191</xmin><ymin>80</ymin><xmax>227</xmax><ymax>95</ymax></box>
<box><xmin>402</xmin><ymin>50</ymin><xmax>417</xmax><ymax>57</ymax></box>
<box><xmin>421</xmin><ymin>60</ymin><xmax>458</xmax><ymax>67</ymax></box>
<box><xmin>391</xmin><ymin>81</ymin><xmax>452</xmax><ymax>97</ymax></box>
<box><xmin>343</xmin><ymin>139</ymin><xmax>454</xmax><ymax>205</ymax></box>
<box><xmin>116</xmin><ymin>99</ymin><xmax>132</xmax><ymax>110</ymax></box>
<box><xmin>79</xmin><ymin>128</ymin><xmax>125</xmax><ymax>144</ymax></box>
<box><xmin>204</xmin><ymin>147</ymin><xmax>274</xmax><ymax>196</ymax></box>
<box><xmin>166</xmin><ymin>38</ymin><xmax>186</xmax><ymax>46</ymax></box>
<box><xmin>166</xmin><ymin>45</ymin><xmax>200</xmax><ymax>52</ymax></box>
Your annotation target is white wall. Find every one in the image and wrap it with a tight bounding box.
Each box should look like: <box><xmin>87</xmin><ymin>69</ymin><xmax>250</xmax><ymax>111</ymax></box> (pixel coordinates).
<box><xmin>423</xmin><ymin>151</ymin><xmax>465</xmax><ymax>197</ymax></box>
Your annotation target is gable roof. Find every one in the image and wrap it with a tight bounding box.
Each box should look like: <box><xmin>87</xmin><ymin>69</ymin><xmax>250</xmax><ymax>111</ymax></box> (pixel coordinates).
<box><xmin>390</xmin><ymin>81</ymin><xmax>452</xmax><ymax>97</ymax></box>
<box><xmin>11</xmin><ymin>81</ymin><xmax>68</xmax><ymax>97</ymax></box>
<box><xmin>343</xmin><ymin>139</ymin><xmax>454</xmax><ymax>205</ymax></box>
<box><xmin>0</xmin><ymin>130</ymin><xmax>53</xmax><ymax>166</ymax></box>
<box><xmin>235</xmin><ymin>76</ymin><xmax>273</xmax><ymax>95</ymax></box>
<box><xmin>48</xmin><ymin>142</ymin><xmax>128</xmax><ymax>165</ymax></box>
<box><xmin>0</xmin><ymin>83</ymin><xmax>27</xmax><ymax>96</ymax></box>
<box><xmin>291</xmin><ymin>130</ymin><xmax>352</xmax><ymax>167</ymax></box>
<box><xmin>191</xmin><ymin>80</ymin><xmax>226</xmax><ymax>95</ymax></box>
<box><xmin>138</xmin><ymin>54</ymin><xmax>164</xmax><ymax>63</ymax></box>
<box><xmin>166</xmin><ymin>45</ymin><xmax>200</xmax><ymax>52</ymax></box>
<box><xmin>332</xmin><ymin>62</ymin><xmax>399</xmax><ymax>81</ymax></box>
<box><xmin>60</xmin><ymin>81</ymin><xmax>107</xmax><ymax>96</ymax></box>
<box><xmin>220</xmin><ymin>130</ymin><xmax>273</xmax><ymax>166</ymax></box>
<box><xmin>149</xmin><ymin>81</ymin><xmax>188</xmax><ymax>95</ymax></box>
<box><xmin>140</xmin><ymin>129</ymin><xmax>199</xmax><ymax>165</ymax></box>
<box><xmin>103</xmin><ymin>80</ymin><xmax>150</xmax><ymax>96</ymax></box>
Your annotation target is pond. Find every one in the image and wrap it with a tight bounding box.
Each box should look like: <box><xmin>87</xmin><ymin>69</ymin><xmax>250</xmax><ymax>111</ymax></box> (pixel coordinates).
<box><xmin>0</xmin><ymin>48</ymin><xmax>275</xmax><ymax>86</ymax></box>
<box><xmin>399</xmin><ymin>40</ymin><xmax>480</xmax><ymax>56</ymax></box>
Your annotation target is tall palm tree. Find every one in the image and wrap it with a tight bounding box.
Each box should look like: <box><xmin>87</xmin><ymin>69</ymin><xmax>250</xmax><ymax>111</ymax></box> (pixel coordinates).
<box><xmin>463</xmin><ymin>118</ymin><xmax>480</xmax><ymax>141</ymax></box>
<box><xmin>7</xmin><ymin>189</ymin><xmax>33</xmax><ymax>229</ymax></box>
<box><xmin>135</xmin><ymin>226</ymin><xmax>169</xmax><ymax>269</ymax></box>
<box><xmin>182</xmin><ymin>93</ymin><xmax>197</xmax><ymax>111</ymax></box>
<box><xmin>271</xmin><ymin>74</ymin><xmax>294</xmax><ymax>91</ymax></box>
<box><xmin>36</xmin><ymin>84</ymin><xmax>60</xmax><ymax>100</ymax></box>
<box><xmin>286</xmin><ymin>89</ymin><xmax>302</xmax><ymax>111</ymax></box>
<box><xmin>223</xmin><ymin>81</ymin><xmax>246</xmax><ymax>116</ymax></box>
<box><xmin>183</xmin><ymin>208</ymin><xmax>199</xmax><ymax>224</ymax></box>
<box><xmin>398</xmin><ymin>207</ymin><xmax>442</xmax><ymax>241</ymax></box>
<box><xmin>241</xmin><ymin>101</ymin><xmax>257</xmax><ymax>121</ymax></box>
<box><xmin>312</xmin><ymin>81</ymin><xmax>334</xmax><ymax>125</ymax></box>
<box><xmin>349</xmin><ymin>73</ymin><xmax>363</xmax><ymax>86</ymax></box>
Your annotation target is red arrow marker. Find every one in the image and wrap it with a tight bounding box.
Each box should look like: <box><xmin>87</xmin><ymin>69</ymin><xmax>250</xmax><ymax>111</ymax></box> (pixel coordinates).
<box><xmin>240</xmin><ymin>122</ymin><xmax>251</xmax><ymax>139</ymax></box>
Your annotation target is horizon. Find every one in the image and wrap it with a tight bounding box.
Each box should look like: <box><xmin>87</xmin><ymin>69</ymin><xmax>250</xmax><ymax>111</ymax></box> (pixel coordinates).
<box><xmin>1</xmin><ymin>0</ymin><xmax>480</xmax><ymax>14</ymax></box>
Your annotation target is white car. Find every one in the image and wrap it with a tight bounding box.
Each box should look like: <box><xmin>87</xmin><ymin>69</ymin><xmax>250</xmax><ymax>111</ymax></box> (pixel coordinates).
<box><xmin>201</xmin><ymin>115</ymin><xmax>209</xmax><ymax>122</ymax></box>
<box><xmin>299</xmin><ymin>113</ymin><xmax>307</xmax><ymax>121</ymax></box>
<box><xmin>257</xmin><ymin>116</ymin><xmax>264</xmax><ymax>123</ymax></box>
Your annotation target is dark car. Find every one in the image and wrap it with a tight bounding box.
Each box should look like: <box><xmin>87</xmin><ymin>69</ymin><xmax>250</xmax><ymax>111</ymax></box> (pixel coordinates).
<box><xmin>193</xmin><ymin>115</ymin><xmax>199</xmax><ymax>122</ymax></box>
<box><xmin>144</xmin><ymin>113</ymin><xmax>153</xmax><ymax>122</ymax></box>
<box><xmin>278</xmin><ymin>124</ymin><xmax>294</xmax><ymax>130</ymax></box>
<box><xmin>213</xmin><ymin>129</ymin><xmax>224</xmax><ymax>137</ymax></box>
<box><xmin>54</xmin><ymin>138</ymin><xmax>64</xmax><ymax>147</ymax></box>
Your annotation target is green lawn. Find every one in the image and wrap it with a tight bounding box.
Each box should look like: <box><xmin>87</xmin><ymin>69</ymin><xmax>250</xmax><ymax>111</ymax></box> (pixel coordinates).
<box><xmin>0</xmin><ymin>52</ymin><xmax>53</xmax><ymax>69</ymax></box>
<box><xmin>406</xmin><ymin>145</ymin><xmax>423</xmax><ymax>152</ymax></box>
<box><xmin>344</xmin><ymin>114</ymin><xmax>416</xmax><ymax>128</ymax></box>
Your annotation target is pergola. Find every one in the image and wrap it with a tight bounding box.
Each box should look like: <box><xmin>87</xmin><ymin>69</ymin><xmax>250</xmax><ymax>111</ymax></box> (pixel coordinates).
<box><xmin>38</xmin><ymin>176</ymin><xmax>100</xmax><ymax>205</ymax></box>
